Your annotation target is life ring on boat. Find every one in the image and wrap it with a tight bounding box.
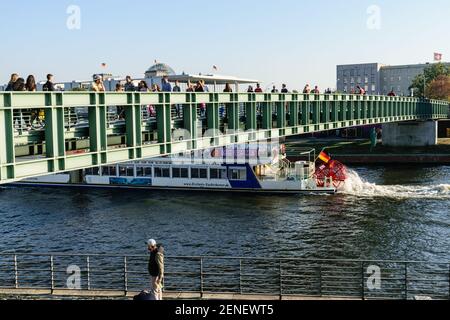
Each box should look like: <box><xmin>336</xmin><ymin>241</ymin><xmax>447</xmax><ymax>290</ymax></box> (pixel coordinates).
<box><xmin>314</xmin><ymin>160</ymin><xmax>347</xmax><ymax>189</ymax></box>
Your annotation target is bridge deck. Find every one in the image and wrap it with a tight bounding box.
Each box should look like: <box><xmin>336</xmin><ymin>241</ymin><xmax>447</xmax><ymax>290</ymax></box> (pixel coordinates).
<box><xmin>1</xmin><ymin>92</ymin><xmax>448</xmax><ymax>183</ymax></box>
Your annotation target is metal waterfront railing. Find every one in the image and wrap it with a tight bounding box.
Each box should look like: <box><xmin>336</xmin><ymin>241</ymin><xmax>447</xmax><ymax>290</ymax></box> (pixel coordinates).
<box><xmin>0</xmin><ymin>253</ymin><xmax>448</xmax><ymax>300</ymax></box>
<box><xmin>1</xmin><ymin>92</ymin><xmax>449</xmax><ymax>183</ymax></box>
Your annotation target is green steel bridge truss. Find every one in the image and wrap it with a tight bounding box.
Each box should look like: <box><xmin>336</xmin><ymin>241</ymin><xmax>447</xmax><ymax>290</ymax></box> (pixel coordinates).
<box><xmin>0</xmin><ymin>92</ymin><xmax>448</xmax><ymax>183</ymax></box>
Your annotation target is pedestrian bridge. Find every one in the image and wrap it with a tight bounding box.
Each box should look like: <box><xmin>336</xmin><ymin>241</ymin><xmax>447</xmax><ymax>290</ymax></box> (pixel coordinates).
<box><xmin>0</xmin><ymin>92</ymin><xmax>448</xmax><ymax>184</ymax></box>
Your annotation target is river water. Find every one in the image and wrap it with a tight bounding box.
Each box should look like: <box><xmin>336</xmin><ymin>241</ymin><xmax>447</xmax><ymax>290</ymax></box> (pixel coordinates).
<box><xmin>0</xmin><ymin>166</ymin><xmax>449</xmax><ymax>262</ymax></box>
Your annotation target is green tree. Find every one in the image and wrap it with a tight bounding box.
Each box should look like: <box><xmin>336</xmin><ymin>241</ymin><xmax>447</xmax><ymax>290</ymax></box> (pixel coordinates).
<box><xmin>425</xmin><ymin>75</ymin><xmax>450</xmax><ymax>102</ymax></box>
<box><xmin>409</xmin><ymin>63</ymin><xmax>450</xmax><ymax>98</ymax></box>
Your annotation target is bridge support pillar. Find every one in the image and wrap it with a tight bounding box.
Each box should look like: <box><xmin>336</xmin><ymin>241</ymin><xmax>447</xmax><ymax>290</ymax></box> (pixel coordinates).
<box><xmin>382</xmin><ymin>120</ymin><xmax>438</xmax><ymax>147</ymax></box>
<box><xmin>157</xmin><ymin>93</ymin><xmax>172</xmax><ymax>154</ymax></box>
<box><xmin>184</xmin><ymin>95</ymin><xmax>198</xmax><ymax>150</ymax></box>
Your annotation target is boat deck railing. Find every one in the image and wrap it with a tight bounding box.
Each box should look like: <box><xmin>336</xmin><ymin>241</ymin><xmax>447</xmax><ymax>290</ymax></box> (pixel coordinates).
<box><xmin>0</xmin><ymin>253</ymin><xmax>448</xmax><ymax>300</ymax></box>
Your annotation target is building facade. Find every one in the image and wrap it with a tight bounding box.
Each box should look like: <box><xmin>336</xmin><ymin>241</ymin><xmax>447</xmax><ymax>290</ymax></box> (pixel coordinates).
<box><xmin>337</xmin><ymin>62</ymin><xmax>450</xmax><ymax>96</ymax></box>
<box><xmin>336</xmin><ymin>63</ymin><xmax>383</xmax><ymax>95</ymax></box>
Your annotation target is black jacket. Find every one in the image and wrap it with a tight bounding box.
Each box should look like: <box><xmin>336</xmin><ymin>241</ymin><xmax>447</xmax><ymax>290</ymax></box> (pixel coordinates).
<box><xmin>148</xmin><ymin>245</ymin><xmax>164</xmax><ymax>277</ymax></box>
<box><xmin>43</xmin><ymin>81</ymin><xmax>55</xmax><ymax>92</ymax></box>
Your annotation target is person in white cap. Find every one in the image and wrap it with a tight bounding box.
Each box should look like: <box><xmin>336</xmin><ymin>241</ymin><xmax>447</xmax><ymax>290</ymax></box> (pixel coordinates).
<box><xmin>147</xmin><ymin>239</ymin><xmax>164</xmax><ymax>300</ymax></box>
<box><xmin>91</xmin><ymin>75</ymin><xmax>106</xmax><ymax>92</ymax></box>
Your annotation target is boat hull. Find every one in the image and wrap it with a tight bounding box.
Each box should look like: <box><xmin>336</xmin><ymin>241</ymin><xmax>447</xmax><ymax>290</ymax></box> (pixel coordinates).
<box><xmin>8</xmin><ymin>182</ymin><xmax>336</xmax><ymax>195</ymax></box>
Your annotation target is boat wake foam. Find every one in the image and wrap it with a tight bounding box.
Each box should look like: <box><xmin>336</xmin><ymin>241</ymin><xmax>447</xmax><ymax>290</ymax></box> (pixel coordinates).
<box><xmin>339</xmin><ymin>169</ymin><xmax>450</xmax><ymax>199</ymax></box>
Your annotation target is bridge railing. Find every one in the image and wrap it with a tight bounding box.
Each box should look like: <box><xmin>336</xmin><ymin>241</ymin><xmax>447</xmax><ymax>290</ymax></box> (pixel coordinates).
<box><xmin>0</xmin><ymin>253</ymin><xmax>448</xmax><ymax>300</ymax></box>
<box><xmin>1</xmin><ymin>92</ymin><xmax>448</xmax><ymax>183</ymax></box>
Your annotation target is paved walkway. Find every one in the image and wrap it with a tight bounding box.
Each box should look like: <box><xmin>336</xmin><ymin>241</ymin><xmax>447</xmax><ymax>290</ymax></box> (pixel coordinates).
<box><xmin>0</xmin><ymin>288</ymin><xmax>357</xmax><ymax>300</ymax></box>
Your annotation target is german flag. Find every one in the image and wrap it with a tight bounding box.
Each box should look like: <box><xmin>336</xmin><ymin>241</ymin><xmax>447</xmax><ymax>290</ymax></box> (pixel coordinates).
<box><xmin>318</xmin><ymin>151</ymin><xmax>331</xmax><ymax>164</ymax></box>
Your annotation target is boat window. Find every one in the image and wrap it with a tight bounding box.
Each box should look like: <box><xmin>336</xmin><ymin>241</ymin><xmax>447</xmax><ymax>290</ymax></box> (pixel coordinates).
<box><xmin>191</xmin><ymin>168</ymin><xmax>207</xmax><ymax>179</ymax></box>
<box><xmin>136</xmin><ymin>167</ymin><xmax>144</xmax><ymax>177</ymax></box>
<box><xmin>101</xmin><ymin>166</ymin><xmax>115</xmax><ymax>176</ymax></box>
<box><xmin>172</xmin><ymin>168</ymin><xmax>189</xmax><ymax>178</ymax></box>
<box><xmin>127</xmin><ymin>167</ymin><xmax>134</xmax><ymax>177</ymax></box>
<box><xmin>155</xmin><ymin>167</ymin><xmax>170</xmax><ymax>178</ymax></box>
<box><xmin>172</xmin><ymin>168</ymin><xmax>181</xmax><ymax>178</ymax></box>
<box><xmin>191</xmin><ymin>168</ymin><xmax>199</xmax><ymax>179</ymax></box>
<box><xmin>86</xmin><ymin>167</ymin><xmax>100</xmax><ymax>176</ymax></box>
<box><xmin>229</xmin><ymin>168</ymin><xmax>247</xmax><ymax>181</ymax></box>
<box><xmin>210</xmin><ymin>168</ymin><xmax>226</xmax><ymax>179</ymax></box>
<box><xmin>100</xmin><ymin>167</ymin><xmax>108</xmax><ymax>176</ymax></box>
<box><xmin>144</xmin><ymin>167</ymin><xmax>153</xmax><ymax>177</ymax></box>
<box><xmin>210</xmin><ymin>168</ymin><xmax>219</xmax><ymax>179</ymax></box>
<box><xmin>119</xmin><ymin>167</ymin><xmax>127</xmax><ymax>177</ymax></box>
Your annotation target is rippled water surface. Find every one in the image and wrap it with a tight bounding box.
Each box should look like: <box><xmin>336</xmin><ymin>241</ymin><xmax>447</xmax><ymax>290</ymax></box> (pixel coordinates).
<box><xmin>0</xmin><ymin>166</ymin><xmax>449</xmax><ymax>262</ymax></box>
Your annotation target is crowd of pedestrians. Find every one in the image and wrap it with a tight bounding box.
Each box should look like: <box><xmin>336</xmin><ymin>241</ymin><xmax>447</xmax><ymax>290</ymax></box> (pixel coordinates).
<box><xmin>3</xmin><ymin>72</ymin><xmax>396</xmax><ymax>98</ymax></box>
<box><xmin>5</xmin><ymin>73</ymin><xmax>55</xmax><ymax>92</ymax></box>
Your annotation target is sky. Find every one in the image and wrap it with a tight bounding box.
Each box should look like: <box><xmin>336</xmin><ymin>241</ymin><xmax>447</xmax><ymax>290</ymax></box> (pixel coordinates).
<box><xmin>0</xmin><ymin>0</ymin><xmax>449</xmax><ymax>90</ymax></box>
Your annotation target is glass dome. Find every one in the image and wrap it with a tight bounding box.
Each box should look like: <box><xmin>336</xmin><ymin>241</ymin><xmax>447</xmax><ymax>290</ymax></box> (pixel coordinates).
<box><xmin>145</xmin><ymin>63</ymin><xmax>176</xmax><ymax>76</ymax></box>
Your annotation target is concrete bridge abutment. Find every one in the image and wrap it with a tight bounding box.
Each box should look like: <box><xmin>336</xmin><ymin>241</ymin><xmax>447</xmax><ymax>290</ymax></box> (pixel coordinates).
<box><xmin>382</xmin><ymin>120</ymin><xmax>438</xmax><ymax>147</ymax></box>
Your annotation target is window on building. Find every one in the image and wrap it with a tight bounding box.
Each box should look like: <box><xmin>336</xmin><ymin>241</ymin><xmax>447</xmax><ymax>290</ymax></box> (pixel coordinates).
<box><xmin>372</xmin><ymin>85</ymin><xmax>376</xmax><ymax>92</ymax></box>
<box><xmin>351</xmin><ymin>78</ymin><xmax>355</xmax><ymax>84</ymax></box>
<box><xmin>365</xmin><ymin>77</ymin><xmax>369</xmax><ymax>84</ymax></box>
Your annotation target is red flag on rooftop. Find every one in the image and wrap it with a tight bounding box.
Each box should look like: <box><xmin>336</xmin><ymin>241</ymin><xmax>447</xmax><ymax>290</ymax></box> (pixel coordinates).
<box><xmin>434</xmin><ymin>53</ymin><xmax>442</xmax><ymax>62</ymax></box>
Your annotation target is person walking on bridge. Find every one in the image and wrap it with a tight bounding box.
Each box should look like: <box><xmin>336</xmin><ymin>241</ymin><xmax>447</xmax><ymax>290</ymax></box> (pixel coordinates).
<box><xmin>388</xmin><ymin>89</ymin><xmax>396</xmax><ymax>97</ymax></box>
<box><xmin>124</xmin><ymin>76</ymin><xmax>136</xmax><ymax>92</ymax></box>
<box><xmin>148</xmin><ymin>239</ymin><xmax>164</xmax><ymax>300</ymax></box>
<box><xmin>303</xmin><ymin>84</ymin><xmax>311</xmax><ymax>94</ymax></box>
<box><xmin>42</xmin><ymin>74</ymin><xmax>55</xmax><ymax>92</ymax></box>
<box><xmin>5</xmin><ymin>73</ymin><xmax>19</xmax><ymax>91</ymax></box>
<box><xmin>92</xmin><ymin>75</ymin><xmax>106</xmax><ymax>92</ymax></box>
